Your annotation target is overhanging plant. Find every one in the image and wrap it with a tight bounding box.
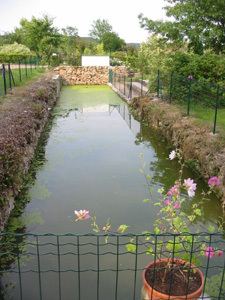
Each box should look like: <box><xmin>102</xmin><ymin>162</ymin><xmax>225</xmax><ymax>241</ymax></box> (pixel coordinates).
<box><xmin>74</xmin><ymin>149</ymin><xmax>224</xmax><ymax>297</ymax></box>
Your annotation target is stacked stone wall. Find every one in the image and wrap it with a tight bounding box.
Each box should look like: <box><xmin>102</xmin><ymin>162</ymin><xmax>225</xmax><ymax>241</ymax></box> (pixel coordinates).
<box><xmin>53</xmin><ymin>66</ymin><xmax>130</xmax><ymax>85</ymax></box>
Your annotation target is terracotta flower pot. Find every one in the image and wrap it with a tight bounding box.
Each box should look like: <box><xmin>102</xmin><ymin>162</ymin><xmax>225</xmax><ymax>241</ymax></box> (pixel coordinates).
<box><xmin>143</xmin><ymin>258</ymin><xmax>204</xmax><ymax>300</ymax></box>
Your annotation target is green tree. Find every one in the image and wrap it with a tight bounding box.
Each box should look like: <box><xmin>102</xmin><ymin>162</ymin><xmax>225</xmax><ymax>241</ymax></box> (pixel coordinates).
<box><xmin>137</xmin><ymin>35</ymin><xmax>172</xmax><ymax>75</ymax></box>
<box><xmin>61</xmin><ymin>26</ymin><xmax>79</xmax><ymax>50</ymax></box>
<box><xmin>61</xmin><ymin>26</ymin><xmax>79</xmax><ymax>64</ymax></box>
<box><xmin>0</xmin><ymin>42</ymin><xmax>31</xmax><ymax>55</ymax></box>
<box><xmin>0</xmin><ymin>42</ymin><xmax>31</xmax><ymax>62</ymax></box>
<box><xmin>101</xmin><ymin>32</ymin><xmax>126</xmax><ymax>53</ymax></box>
<box><xmin>18</xmin><ymin>15</ymin><xmax>61</xmax><ymax>63</ymax></box>
<box><xmin>89</xmin><ymin>19</ymin><xmax>113</xmax><ymax>42</ymax></box>
<box><xmin>139</xmin><ymin>0</ymin><xmax>225</xmax><ymax>54</ymax></box>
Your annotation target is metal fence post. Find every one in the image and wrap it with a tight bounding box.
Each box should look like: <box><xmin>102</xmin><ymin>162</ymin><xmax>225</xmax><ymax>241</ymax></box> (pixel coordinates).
<box><xmin>2</xmin><ymin>64</ymin><xmax>7</xmax><ymax>95</ymax></box>
<box><xmin>129</xmin><ymin>77</ymin><xmax>133</xmax><ymax>99</ymax></box>
<box><xmin>9</xmin><ymin>63</ymin><xmax>15</xmax><ymax>87</ymax></box>
<box><xmin>8</xmin><ymin>63</ymin><xmax>12</xmax><ymax>89</ymax></box>
<box><xmin>19</xmin><ymin>60</ymin><xmax>22</xmax><ymax>82</ymax></box>
<box><xmin>213</xmin><ymin>85</ymin><xmax>220</xmax><ymax>134</ymax></box>
<box><xmin>169</xmin><ymin>72</ymin><xmax>173</xmax><ymax>104</ymax></box>
<box><xmin>124</xmin><ymin>75</ymin><xmax>125</xmax><ymax>96</ymax></box>
<box><xmin>187</xmin><ymin>78</ymin><xmax>192</xmax><ymax>115</ymax></box>
<box><xmin>141</xmin><ymin>73</ymin><xmax>143</xmax><ymax>96</ymax></box>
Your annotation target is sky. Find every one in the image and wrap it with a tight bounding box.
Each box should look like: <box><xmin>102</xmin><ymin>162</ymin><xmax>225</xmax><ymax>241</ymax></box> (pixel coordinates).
<box><xmin>0</xmin><ymin>0</ymin><xmax>167</xmax><ymax>43</ymax></box>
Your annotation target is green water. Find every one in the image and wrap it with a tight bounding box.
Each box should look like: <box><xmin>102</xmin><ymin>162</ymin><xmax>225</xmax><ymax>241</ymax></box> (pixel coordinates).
<box><xmin>1</xmin><ymin>85</ymin><xmax>223</xmax><ymax>300</ymax></box>
<box><xmin>20</xmin><ymin>86</ymin><xmax>222</xmax><ymax>233</ymax></box>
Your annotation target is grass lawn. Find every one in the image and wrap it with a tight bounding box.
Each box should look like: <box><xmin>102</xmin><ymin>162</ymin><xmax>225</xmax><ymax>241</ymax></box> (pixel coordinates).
<box><xmin>0</xmin><ymin>67</ymin><xmax>47</xmax><ymax>96</ymax></box>
<box><xmin>188</xmin><ymin>106</ymin><xmax>225</xmax><ymax>134</ymax></box>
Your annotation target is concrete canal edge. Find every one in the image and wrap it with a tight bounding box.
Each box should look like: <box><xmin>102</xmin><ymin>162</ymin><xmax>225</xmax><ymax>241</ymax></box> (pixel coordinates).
<box><xmin>0</xmin><ymin>72</ymin><xmax>61</xmax><ymax>231</ymax></box>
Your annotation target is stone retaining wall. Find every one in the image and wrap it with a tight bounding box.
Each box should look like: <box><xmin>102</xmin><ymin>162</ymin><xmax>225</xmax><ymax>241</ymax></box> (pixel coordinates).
<box><xmin>53</xmin><ymin>66</ymin><xmax>130</xmax><ymax>85</ymax></box>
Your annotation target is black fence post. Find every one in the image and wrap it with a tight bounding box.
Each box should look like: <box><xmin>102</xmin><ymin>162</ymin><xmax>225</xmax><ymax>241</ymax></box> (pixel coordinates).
<box><xmin>7</xmin><ymin>63</ymin><xmax>12</xmax><ymax>89</ymax></box>
<box><xmin>8</xmin><ymin>63</ymin><xmax>15</xmax><ymax>87</ymax></box>
<box><xmin>213</xmin><ymin>85</ymin><xmax>220</xmax><ymax>134</ymax></box>
<box><xmin>129</xmin><ymin>77</ymin><xmax>133</xmax><ymax>99</ymax></box>
<box><xmin>19</xmin><ymin>61</ymin><xmax>22</xmax><ymax>82</ymax></box>
<box><xmin>2</xmin><ymin>64</ymin><xmax>7</xmax><ymax>95</ymax></box>
<box><xmin>141</xmin><ymin>73</ymin><xmax>143</xmax><ymax>96</ymax></box>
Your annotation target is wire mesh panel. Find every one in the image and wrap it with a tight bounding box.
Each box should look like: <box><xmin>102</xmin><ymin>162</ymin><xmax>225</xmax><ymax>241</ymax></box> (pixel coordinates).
<box><xmin>0</xmin><ymin>232</ymin><xmax>225</xmax><ymax>299</ymax></box>
<box><xmin>0</xmin><ymin>57</ymin><xmax>43</xmax><ymax>97</ymax></box>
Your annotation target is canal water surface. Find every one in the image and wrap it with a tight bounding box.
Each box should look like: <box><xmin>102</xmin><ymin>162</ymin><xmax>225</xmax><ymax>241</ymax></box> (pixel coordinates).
<box><xmin>1</xmin><ymin>85</ymin><xmax>222</xmax><ymax>300</ymax></box>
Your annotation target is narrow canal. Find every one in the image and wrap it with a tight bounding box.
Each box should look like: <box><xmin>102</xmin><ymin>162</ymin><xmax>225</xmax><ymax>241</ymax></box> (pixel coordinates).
<box><xmin>1</xmin><ymin>85</ymin><xmax>222</xmax><ymax>299</ymax></box>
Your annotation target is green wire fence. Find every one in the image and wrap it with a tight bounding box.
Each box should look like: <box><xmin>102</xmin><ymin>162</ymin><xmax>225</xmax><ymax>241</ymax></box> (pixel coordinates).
<box><xmin>0</xmin><ymin>57</ymin><xmax>44</xmax><ymax>97</ymax></box>
<box><xmin>109</xmin><ymin>69</ymin><xmax>225</xmax><ymax>134</ymax></box>
<box><xmin>0</xmin><ymin>232</ymin><xmax>224</xmax><ymax>299</ymax></box>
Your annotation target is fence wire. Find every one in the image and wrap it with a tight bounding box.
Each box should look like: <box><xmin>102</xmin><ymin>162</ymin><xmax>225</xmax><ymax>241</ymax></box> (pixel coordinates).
<box><xmin>0</xmin><ymin>57</ymin><xmax>43</xmax><ymax>97</ymax></box>
<box><xmin>110</xmin><ymin>69</ymin><xmax>225</xmax><ymax>134</ymax></box>
<box><xmin>0</xmin><ymin>232</ymin><xmax>224</xmax><ymax>299</ymax></box>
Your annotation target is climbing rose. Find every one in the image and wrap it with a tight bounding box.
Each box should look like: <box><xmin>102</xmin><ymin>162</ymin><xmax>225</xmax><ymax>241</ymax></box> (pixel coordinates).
<box><xmin>208</xmin><ymin>176</ymin><xmax>220</xmax><ymax>187</ymax></box>
<box><xmin>74</xmin><ymin>210</ymin><xmax>90</xmax><ymax>222</ymax></box>
<box><xmin>188</xmin><ymin>75</ymin><xmax>193</xmax><ymax>79</ymax></box>
<box><xmin>184</xmin><ymin>178</ymin><xmax>197</xmax><ymax>198</ymax></box>
<box><xmin>205</xmin><ymin>247</ymin><xmax>214</xmax><ymax>259</ymax></box>
<box><xmin>169</xmin><ymin>150</ymin><xmax>176</xmax><ymax>160</ymax></box>
<box><xmin>168</xmin><ymin>185</ymin><xmax>179</xmax><ymax>197</ymax></box>
<box><xmin>165</xmin><ymin>199</ymin><xmax>170</xmax><ymax>205</ymax></box>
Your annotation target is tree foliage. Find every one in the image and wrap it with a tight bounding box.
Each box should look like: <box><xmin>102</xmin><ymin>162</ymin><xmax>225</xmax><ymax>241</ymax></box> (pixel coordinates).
<box><xmin>0</xmin><ymin>42</ymin><xmax>31</xmax><ymax>62</ymax></box>
<box><xmin>0</xmin><ymin>42</ymin><xmax>31</xmax><ymax>55</ymax></box>
<box><xmin>139</xmin><ymin>0</ymin><xmax>225</xmax><ymax>54</ymax></box>
<box><xmin>101</xmin><ymin>32</ymin><xmax>126</xmax><ymax>52</ymax></box>
<box><xmin>15</xmin><ymin>15</ymin><xmax>61</xmax><ymax>62</ymax></box>
<box><xmin>89</xmin><ymin>19</ymin><xmax>113</xmax><ymax>42</ymax></box>
<box><xmin>138</xmin><ymin>36</ymin><xmax>225</xmax><ymax>85</ymax></box>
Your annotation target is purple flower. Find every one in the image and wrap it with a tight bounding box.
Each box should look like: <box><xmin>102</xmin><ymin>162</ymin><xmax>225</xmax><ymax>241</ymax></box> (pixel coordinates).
<box><xmin>208</xmin><ymin>176</ymin><xmax>220</xmax><ymax>187</ymax></box>
<box><xmin>168</xmin><ymin>185</ymin><xmax>179</xmax><ymax>197</ymax></box>
<box><xmin>205</xmin><ymin>247</ymin><xmax>214</xmax><ymax>259</ymax></box>
<box><xmin>184</xmin><ymin>178</ymin><xmax>197</xmax><ymax>198</ymax></box>
<box><xmin>169</xmin><ymin>150</ymin><xmax>176</xmax><ymax>160</ymax></box>
<box><xmin>74</xmin><ymin>210</ymin><xmax>90</xmax><ymax>222</ymax></box>
<box><xmin>165</xmin><ymin>199</ymin><xmax>170</xmax><ymax>205</ymax></box>
<box><xmin>188</xmin><ymin>75</ymin><xmax>193</xmax><ymax>79</ymax></box>
<box><xmin>215</xmin><ymin>249</ymin><xmax>224</xmax><ymax>257</ymax></box>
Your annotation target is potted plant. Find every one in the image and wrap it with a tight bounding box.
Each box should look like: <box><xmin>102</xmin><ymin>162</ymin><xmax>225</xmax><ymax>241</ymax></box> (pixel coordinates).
<box><xmin>74</xmin><ymin>149</ymin><xmax>223</xmax><ymax>299</ymax></box>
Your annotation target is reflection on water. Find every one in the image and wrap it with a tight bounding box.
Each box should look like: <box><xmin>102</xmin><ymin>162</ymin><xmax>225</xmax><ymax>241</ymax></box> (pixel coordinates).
<box><xmin>0</xmin><ymin>85</ymin><xmax>223</xmax><ymax>299</ymax></box>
